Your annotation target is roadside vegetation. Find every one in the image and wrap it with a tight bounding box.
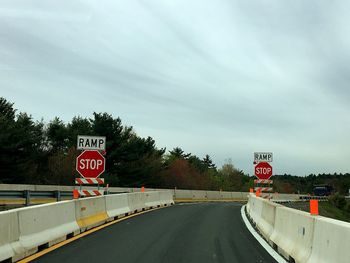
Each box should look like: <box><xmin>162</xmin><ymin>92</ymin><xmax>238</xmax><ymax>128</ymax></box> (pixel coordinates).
<box><xmin>285</xmin><ymin>194</ymin><xmax>350</xmax><ymax>222</ymax></box>
<box><xmin>0</xmin><ymin>97</ymin><xmax>249</xmax><ymax>190</ymax></box>
<box><xmin>322</xmin><ymin>193</ymin><xmax>350</xmax><ymax>222</ymax></box>
<box><xmin>1</xmin><ymin>97</ymin><xmax>349</xmax><ymax>194</ymax></box>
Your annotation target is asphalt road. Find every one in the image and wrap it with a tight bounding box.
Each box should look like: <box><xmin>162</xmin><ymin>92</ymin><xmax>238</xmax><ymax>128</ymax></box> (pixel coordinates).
<box><xmin>33</xmin><ymin>203</ymin><xmax>277</xmax><ymax>263</ymax></box>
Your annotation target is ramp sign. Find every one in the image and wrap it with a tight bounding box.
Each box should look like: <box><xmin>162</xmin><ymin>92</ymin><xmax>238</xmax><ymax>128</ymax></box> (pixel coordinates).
<box><xmin>77</xmin><ymin>135</ymin><xmax>106</xmax><ymax>151</ymax></box>
<box><xmin>254</xmin><ymin>152</ymin><xmax>273</xmax><ymax>163</ymax></box>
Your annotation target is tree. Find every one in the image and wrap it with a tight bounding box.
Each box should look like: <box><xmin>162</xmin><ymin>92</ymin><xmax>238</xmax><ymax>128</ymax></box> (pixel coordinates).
<box><xmin>115</xmin><ymin>135</ymin><xmax>165</xmax><ymax>186</ymax></box>
<box><xmin>188</xmin><ymin>155</ymin><xmax>207</xmax><ymax>173</ymax></box>
<box><xmin>0</xmin><ymin>98</ymin><xmax>45</xmax><ymax>183</ymax></box>
<box><xmin>202</xmin><ymin>154</ymin><xmax>216</xmax><ymax>169</ymax></box>
<box><xmin>47</xmin><ymin>117</ymin><xmax>68</xmax><ymax>154</ymax></box>
<box><xmin>0</xmin><ymin>97</ymin><xmax>16</xmax><ymax>121</ymax></box>
<box><xmin>164</xmin><ymin>147</ymin><xmax>191</xmax><ymax>166</ymax></box>
<box><xmin>66</xmin><ymin>116</ymin><xmax>92</xmax><ymax>148</ymax></box>
<box><xmin>218</xmin><ymin>159</ymin><xmax>245</xmax><ymax>191</ymax></box>
<box><xmin>47</xmin><ymin>147</ymin><xmax>78</xmax><ymax>185</ymax></box>
<box><xmin>169</xmin><ymin>147</ymin><xmax>191</xmax><ymax>159</ymax></box>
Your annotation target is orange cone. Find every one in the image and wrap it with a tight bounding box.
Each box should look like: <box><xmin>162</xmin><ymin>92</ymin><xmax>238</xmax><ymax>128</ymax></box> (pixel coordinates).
<box><xmin>256</xmin><ymin>189</ymin><xmax>261</xmax><ymax>197</ymax></box>
<box><xmin>73</xmin><ymin>189</ymin><xmax>79</xmax><ymax>199</ymax></box>
<box><xmin>310</xmin><ymin>200</ymin><xmax>319</xmax><ymax>215</ymax></box>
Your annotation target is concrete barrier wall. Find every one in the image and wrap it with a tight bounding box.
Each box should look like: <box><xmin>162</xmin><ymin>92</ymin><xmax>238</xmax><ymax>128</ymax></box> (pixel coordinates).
<box><xmin>307</xmin><ymin>217</ymin><xmax>350</xmax><ymax>263</ymax></box>
<box><xmin>105</xmin><ymin>194</ymin><xmax>130</xmax><ymax>218</ymax></box>
<box><xmin>4</xmin><ymin>183</ymin><xmax>292</xmax><ymax>203</ymax></box>
<box><xmin>257</xmin><ymin>199</ymin><xmax>280</xmax><ymax>241</ymax></box>
<box><xmin>144</xmin><ymin>191</ymin><xmax>161</xmax><ymax>208</ymax></box>
<box><xmin>247</xmin><ymin>195</ymin><xmax>350</xmax><ymax>263</ymax></box>
<box><xmin>174</xmin><ymin>189</ymin><xmax>193</xmax><ymax>199</ymax></box>
<box><xmin>173</xmin><ymin>188</ymin><xmax>249</xmax><ymax>201</ymax></box>
<box><xmin>17</xmin><ymin>201</ymin><xmax>80</xmax><ymax>255</ymax></box>
<box><xmin>231</xmin><ymin>192</ymin><xmax>244</xmax><ymax>200</ymax></box>
<box><xmin>127</xmin><ymin>192</ymin><xmax>147</xmax><ymax>212</ymax></box>
<box><xmin>0</xmin><ymin>210</ymin><xmax>19</xmax><ymax>262</ymax></box>
<box><xmin>206</xmin><ymin>191</ymin><xmax>221</xmax><ymax>200</ymax></box>
<box><xmin>270</xmin><ymin>207</ymin><xmax>315</xmax><ymax>262</ymax></box>
<box><xmin>249</xmin><ymin>195</ymin><xmax>264</xmax><ymax>225</ymax></box>
<box><xmin>191</xmin><ymin>190</ymin><xmax>207</xmax><ymax>199</ymax></box>
<box><xmin>0</xmin><ymin>191</ymin><xmax>174</xmax><ymax>262</ymax></box>
<box><xmin>220</xmin><ymin>192</ymin><xmax>232</xmax><ymax>199</ymax></box>
<box><xmin>75</xmin><ymin>196</ymin><xmax>108</xmax><ymax>230</ymax></box>
<box><xmin>158</xmin><ymin>191</ymin><xmax>174</xmax><ymax>206</ymax></box>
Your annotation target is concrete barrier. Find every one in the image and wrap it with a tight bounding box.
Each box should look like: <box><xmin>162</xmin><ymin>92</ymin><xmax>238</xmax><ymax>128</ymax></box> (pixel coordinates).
<box><xmin>307</xmin><ymin>217</ymin><xmax>350</xmax><ymax>263</ymax></box>
<box><xmin>249</xmin><ymin>195</ymin><xmax>264</xmax><ymax>225</ymax></box>
<box><xmin>105</xmin><ymin>194</ymin><xmax>131</xmax><ymax>219</ymax></box>
<box><xmin>158</xmin><ymin>191</ymin><xmax>174</xmax><ymax>206</ymax></box>
<box><xmin>75</xmin><ymin>196</ymin><xmax>108</xmax><ymax>231</ymax></box>
<box><xmin>0</xmin><ymin>184</ymin><xmax>252</xmax><ymax>205</ymax></box>
<box><xmin>174</xmin><ymin>189</ymin><xmax>193</xmax><ymax>199</ymax></box>
<box><xmin>206</xmin><ymin>191</ymin><xmax>221</xmax><ymax>200</ymax></box>
<box><xmin>231</xmin><ymin>192</ymin><xmax>243</xmax><ymax>200</ymax></box>
<box><xmin>257</xmin><ymin>199</ymin><xmax>280</xmax><ymax>242</ymax></box>
<box><xmin>0</xmin><ymin>210</ymin><xmax>19</xmax><ymax>262</ymax></box>
<box><xmin>0</xmin><ymin>191</ymin><xmax>175</xmax><ymax>262</ymax></box>
<box><xmin>270</xmin><ymin>207</ymin><xmax>315</xmax><ymax>262</ymax></box>
<box><xmin>220</xmin><ymin>192</ymin><xmax>233</xmax><ymax>199</ymax></box>
<box><xmin>144</xmin><ymin>191</ymin><xmax>161</xmax><ymax>208</ymax></box>
<box><xmin>191</xmin><ymin>190</ymin><xmax>207</xmax><ymax>200</ymax></box>
<box><xmin>127</xmin><ymin>192</ymin><xmax>146</xmax><ymax>212</ymax></box>
<box><xmin>15</xmin><ymin>201</ymin><xmax>80</xmax><ymax>259</ymax></box>
<box><xmin>173</xmin><ymin>189</ymin><xmax>249</xmax><ymax>202</ymax></box>
<box><xmin>0</xmin><ymin>184</ymin><xmax>37</xmax><ymax>191</ymax></box>
<box><xmin>247</xmin><ymin>194</ymin><xmax>350</xmax><ymax>263</ymax></box>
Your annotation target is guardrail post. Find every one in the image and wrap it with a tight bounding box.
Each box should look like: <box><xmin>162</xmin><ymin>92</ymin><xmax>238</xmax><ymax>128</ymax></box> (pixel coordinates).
<box><xmin>55</xmin><ymin>190</ymin><xmax>61</xmax><ymax>202</ymax></box>
<box><xmin>24</xmin><ymin>190</ymin><xmax>30</xmax><ymax>206</ymax></box>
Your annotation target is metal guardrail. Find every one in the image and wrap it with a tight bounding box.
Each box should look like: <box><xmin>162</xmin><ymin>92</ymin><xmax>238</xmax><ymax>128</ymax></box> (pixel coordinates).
<box><xmin>299</xmin><ymin>195</ymin><xmax>328</xmax><ymax>201</ymax></box>
<box><xmin>0</xmin><ymin>190</ymin><xmax>73</xmax><ymax>206</ymax></box>
<box><xmin>273</xmin><ymin>195</ymin><xmax>329</xmax><ymax>204</ymax></box>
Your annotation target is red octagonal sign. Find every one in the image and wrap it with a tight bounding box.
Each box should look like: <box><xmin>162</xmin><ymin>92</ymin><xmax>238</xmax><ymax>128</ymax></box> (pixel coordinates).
<box><xmin>76</xmin><ymin>150</ymin><xmax>105</xmax><ymax>179</ymax></box>
<box><xmin>255</xmin><ymin>162</ymin><xmax>273</xmax><ymax>180</ymax></box>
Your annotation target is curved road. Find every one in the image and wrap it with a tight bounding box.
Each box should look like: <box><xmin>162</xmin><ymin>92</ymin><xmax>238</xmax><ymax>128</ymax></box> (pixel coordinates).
<box><xmin>33</xmin><ymin>203</ymin><xmax>276</xmax><ymax>263</ymax></box>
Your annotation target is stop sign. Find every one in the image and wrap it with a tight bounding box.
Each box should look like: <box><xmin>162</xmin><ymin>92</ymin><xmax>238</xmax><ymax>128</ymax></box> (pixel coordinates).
<box><xmin>76</xmin><ymin>150</ymin><xmax>105</xmax><ymax>178</ymax></box>
<box><xmin>254</xmin><ymin>162</ymin><xmax>273</xmax><ymax>180</ymax></box>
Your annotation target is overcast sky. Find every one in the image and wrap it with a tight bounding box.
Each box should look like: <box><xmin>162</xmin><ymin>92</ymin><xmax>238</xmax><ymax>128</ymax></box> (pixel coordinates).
<box><xmin>1</xmin><ymin>0</ymin><xmax>349</xmax><ymax>175</ymax></box>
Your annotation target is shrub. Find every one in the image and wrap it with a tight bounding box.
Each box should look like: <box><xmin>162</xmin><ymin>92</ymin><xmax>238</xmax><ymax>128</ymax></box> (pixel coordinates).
<box><xmin>329</xmin><ymin>193</ymin><xmax>346</xmax><ymax>209</ymax></box>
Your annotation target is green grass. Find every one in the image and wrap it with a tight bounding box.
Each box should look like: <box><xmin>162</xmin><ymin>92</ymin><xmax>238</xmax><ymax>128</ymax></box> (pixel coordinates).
<box><xmin>284</xmin><ymin>199</ymin><xmax>350</xmax><ymax>223</ymax></box>
<box><xmin>318</xmin><ymin>200</ymin><xmax>350</xmax><ymax>222</ymax></box>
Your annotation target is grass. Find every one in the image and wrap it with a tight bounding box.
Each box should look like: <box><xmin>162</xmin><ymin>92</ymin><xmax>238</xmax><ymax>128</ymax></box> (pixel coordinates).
<box><xmin>283</xmin><ymin>199</ymin><xmax>350</xmax><ymax>223</ymax></box>
<box><xmin>318</xmin><ymin>201</ymin><xmax>350</xmax><ymax>222</ymax></box>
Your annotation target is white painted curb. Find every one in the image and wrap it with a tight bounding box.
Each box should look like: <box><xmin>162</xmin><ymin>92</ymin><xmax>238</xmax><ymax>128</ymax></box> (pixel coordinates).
<box><xmin>241</xmin><ymin>205</ymin><xmax>287</xmax><ymax>263</ymax></box>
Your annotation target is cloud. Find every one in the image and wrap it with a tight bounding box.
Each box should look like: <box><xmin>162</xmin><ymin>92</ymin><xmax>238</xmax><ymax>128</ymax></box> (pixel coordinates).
<box><xmin>0</xmin><ymin>0</ymin><xmax>349</xmax><ymax>175</ymax></box>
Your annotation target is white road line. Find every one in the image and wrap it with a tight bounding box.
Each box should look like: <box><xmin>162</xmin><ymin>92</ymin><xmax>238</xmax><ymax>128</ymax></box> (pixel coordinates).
<box><xmin>240</xmin><ymin>205</ymin><xmax>287</xmax><ymax>263</ymax></box>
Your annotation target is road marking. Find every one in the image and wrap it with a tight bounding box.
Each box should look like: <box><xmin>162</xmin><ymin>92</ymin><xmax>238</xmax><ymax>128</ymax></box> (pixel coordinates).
<box><xmin>18</xmin><ymin>206</ymin><xmax>166</xmax><ymax>263</ymax></box>
<box><xmin>240</xmin><ymin>205</ymin><xmax>287</xmax><ymax>263</ymax></box>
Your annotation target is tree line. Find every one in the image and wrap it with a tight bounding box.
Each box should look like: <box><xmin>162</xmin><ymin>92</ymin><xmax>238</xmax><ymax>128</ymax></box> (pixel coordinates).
<box><xmin>0</xmin><ymin>97</ymin><xmax>249</xmax><ymax>191</ymax></box>
<box><xmin>1</xmin><ymin>97</ymin><xmax>349</xmax><ymax>194</ymax></box>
